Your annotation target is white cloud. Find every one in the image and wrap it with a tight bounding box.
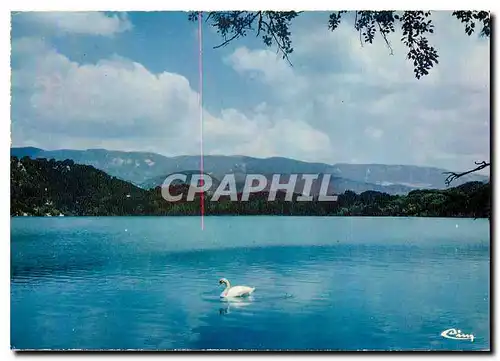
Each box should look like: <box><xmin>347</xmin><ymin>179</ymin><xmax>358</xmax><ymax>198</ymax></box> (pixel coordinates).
<box><xmin>224</xmin><ymin>46</ymin><xmax>308</xmax><ymax>99</ymax></box>
<box><xmin>14</xmin><ymin>11</ymin><xmax>132</xmax><ymax>36</ymax></box>
<box><xmin>11</xmin><ymin>37</ymin><xmax>333</xmax><ymax>163</ymax></box>
<box><xmin>10</xmin><ymin>11</ymin><xmax>490</xmax><ymax>172</ymax></box>
<box><xmin>364</xmin><ymin>127</ymin><xmax>383</xmax><ymax>140</ymax></box>
<box><xmin>224</xmin><ymin>12</ymin><xmax>489</xmax><ymax>171</ymax></box>
<box><xmin>226</xmin><ymin>47</ymin><xmax>294</xmax><ymax>84</ymax></box>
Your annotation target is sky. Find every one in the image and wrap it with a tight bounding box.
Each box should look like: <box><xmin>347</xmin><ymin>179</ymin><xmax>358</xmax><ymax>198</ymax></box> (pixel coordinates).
<box><xmin>10</xmin><ymin>11</ymin><xmax>490</xmax><ymax>172</ymax></box>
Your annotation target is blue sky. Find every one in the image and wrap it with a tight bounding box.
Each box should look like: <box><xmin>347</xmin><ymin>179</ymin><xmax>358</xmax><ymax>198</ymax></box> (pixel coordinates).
<box><xmin>10</xmin><ymin>11</ymin><xmax>490</xmax><ymax>172</ymax></box>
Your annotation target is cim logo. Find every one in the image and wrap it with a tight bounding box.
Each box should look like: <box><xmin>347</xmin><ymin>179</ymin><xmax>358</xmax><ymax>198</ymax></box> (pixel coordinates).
<box><xmin>441</xmin><ymin>328</ymin><xmax>475</xmax><ymax>342</ymax></box>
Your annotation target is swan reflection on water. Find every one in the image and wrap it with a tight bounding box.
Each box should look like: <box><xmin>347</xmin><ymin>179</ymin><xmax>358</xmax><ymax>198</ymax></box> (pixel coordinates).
<box><xmin>219</xmin><ymin>296</ymin><xmax>254</xmax><ymax>315</ymax></box>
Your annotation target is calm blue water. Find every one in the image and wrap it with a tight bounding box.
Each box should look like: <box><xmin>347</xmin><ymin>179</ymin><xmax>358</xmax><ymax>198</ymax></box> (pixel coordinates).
<box><xmin>11</xmin><ymin>217</ymin><xmax>490</xmax><ymax>351</ymax></box>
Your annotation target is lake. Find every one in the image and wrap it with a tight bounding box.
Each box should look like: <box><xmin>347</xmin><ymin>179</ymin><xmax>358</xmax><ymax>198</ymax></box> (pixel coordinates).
<box><xmin>11</xmin><ymin>216</ymin><xmax>490</xmax><ymax>351</ymax></box>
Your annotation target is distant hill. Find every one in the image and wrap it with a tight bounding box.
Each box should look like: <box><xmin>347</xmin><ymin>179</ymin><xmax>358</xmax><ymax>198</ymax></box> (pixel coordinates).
<box><xmin>11</xmin><ymin>147</ymin><xmax>489</xmax><ymax>195</ymax></box>
<box><xmin>140</xmin><ymin>170</ymin><xmax>222</xmax><ymax>191</ymax></box>
<box><xmin>141</xmin><ymin>171</ymin><xmax>415</xmax><ymax>196</ymax></box>
<box><xmin>10</xmin><ymin>146</ymin><xmax>44</xmax><ymax>158</ymax></box>
<box><xmin>11</xmin><ymin>148</ymin><xmax>172</xmax><ymax>186</ymax></box>
<box><xmin>10</xmin><ymin>156</ymin><xmax>490</xmax><ymax>218</ymax></box>
<box><xmin>329</xmin><ymin>163</ymin><xmax>488</xmax><ymax>188</ymax></box>
<box><xmin>11</xmin><ymin>156</ymin><xmax>155</xmax><ymax>216</ymax></box>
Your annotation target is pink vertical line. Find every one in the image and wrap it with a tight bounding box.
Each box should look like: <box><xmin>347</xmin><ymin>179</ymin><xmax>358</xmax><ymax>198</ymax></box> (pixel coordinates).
<box><xmin>198</xmin><ymin>11</ymin><xmax>205</xmax><ymax>230</ymax></box>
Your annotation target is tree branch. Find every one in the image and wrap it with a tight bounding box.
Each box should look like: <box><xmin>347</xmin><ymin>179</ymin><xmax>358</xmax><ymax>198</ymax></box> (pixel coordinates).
<box><xmin>376</xmin><ymin>21</ymin><xmax>394</xmax><ymax>55</ymax></box>
<box><xmin>213</xmin><ymin>32</ymin><xmax>241</xmax><ymax>49</ymax></box>
<box><xmin>261</xmin><ymin>17</ymin><xmax>293</xmax><ymax>66</ymax></box>
<box><xmin>204</xmin><ymin>12</ymin><xmax>214</xmax><ymax>23</ymax></box>
<box><xmin>212</xmin><ymin>12</ymin><xmax>260</xmax><ymax>49</ymax></box>
<box><xmin>354</xmin><ymin>11</ymin><xmax>364</xmax><ymax>47</ymax></box>
<box><xmin>443</xmin><ymin>161</ymin><xmax>490</xmax><ymax>186</ymax></box>
<box><xmin>257</xmin><ymin>12</ymin><xmax>263</xmax><ymax>37</ymax></box>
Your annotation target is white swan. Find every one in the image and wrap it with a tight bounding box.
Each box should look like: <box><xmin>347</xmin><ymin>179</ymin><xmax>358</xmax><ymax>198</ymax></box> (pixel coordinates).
<box><xmin>219</xmin><ymin>278</ymin><xmax>255</xmax><ymax>298</ymax></box>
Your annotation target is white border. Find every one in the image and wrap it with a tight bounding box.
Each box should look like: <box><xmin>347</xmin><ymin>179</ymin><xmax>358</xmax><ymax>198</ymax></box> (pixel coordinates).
<box><xmin>2</xmin><ymin>1</ymin><xmax>497</xmax><ymax>360</ymax></box>
<box><xmin>5</xmin><ymin>0</ymin><xmax>499</xmax><ymax>11</ymax></box>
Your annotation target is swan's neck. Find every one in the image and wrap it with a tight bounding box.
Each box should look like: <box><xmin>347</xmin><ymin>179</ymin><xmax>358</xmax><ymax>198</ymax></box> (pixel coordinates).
<box><xmin>223</xmin><ymin>281</ymin><xmax>231</xmax><ymax>290</ymax></box>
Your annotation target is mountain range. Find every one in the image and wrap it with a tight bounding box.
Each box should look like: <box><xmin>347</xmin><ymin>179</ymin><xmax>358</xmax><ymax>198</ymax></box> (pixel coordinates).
<box><xmin>11</xmin><ymin>147</ymin><xmax>489</xmax><ymax>196</ymax></box>
<box><xmin>11</xmin><ymin>156</ymin><xmax>490</xmax><ymax>218</ymax></box>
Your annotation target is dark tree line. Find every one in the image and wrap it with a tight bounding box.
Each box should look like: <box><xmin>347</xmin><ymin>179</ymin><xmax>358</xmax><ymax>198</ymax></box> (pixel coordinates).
<box><xmin>11</xmin><ymin>157</ymin><xmax>490</xmax><ymax>218</ymax></box>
